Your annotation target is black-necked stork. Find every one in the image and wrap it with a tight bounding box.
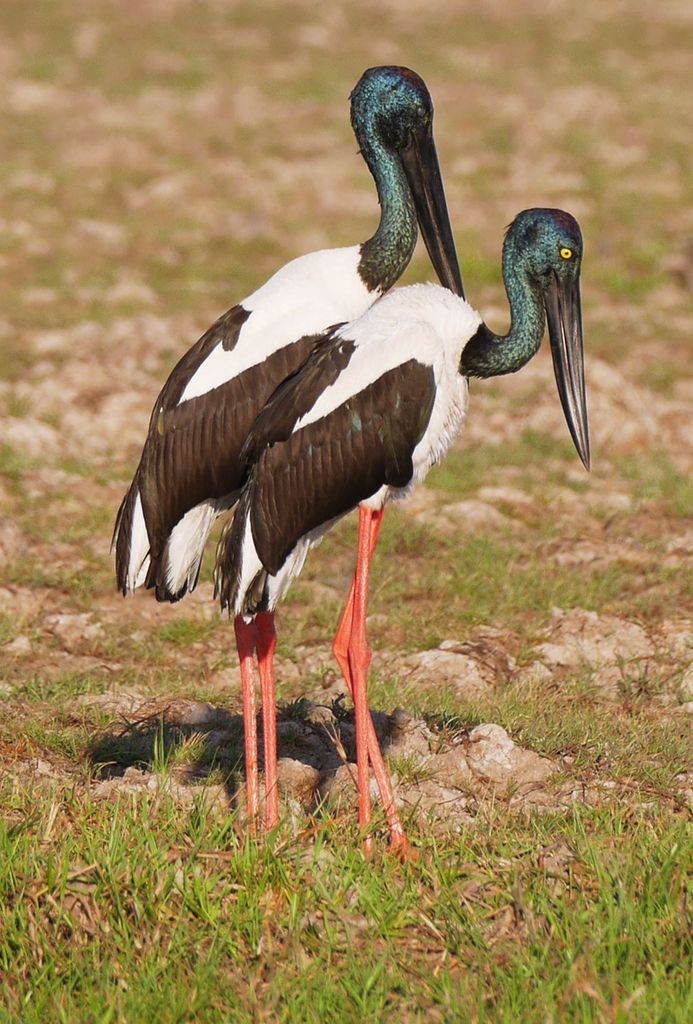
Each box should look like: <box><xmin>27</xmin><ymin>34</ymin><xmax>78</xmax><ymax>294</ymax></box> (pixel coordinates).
<box><xmin>216</xmin><ymin>208</ymin><xmax>590</xmax><ymax>855</ymax></box>
<box><xmin>113</xmin><ymin>66</ymin><xmax>463</xmax><ymax>833</ymax></box>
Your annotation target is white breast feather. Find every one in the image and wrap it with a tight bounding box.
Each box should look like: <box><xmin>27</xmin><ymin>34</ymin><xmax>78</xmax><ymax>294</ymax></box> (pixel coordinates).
<box><xmin>296</xmin><ymin>283</ymin><xmax>479</xmax><ymax>435</ymax></box>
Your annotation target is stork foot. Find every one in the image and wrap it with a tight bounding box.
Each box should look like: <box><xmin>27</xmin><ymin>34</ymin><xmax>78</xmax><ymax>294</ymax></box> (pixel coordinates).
<box><xmin>389</xmin><ymin>835</ymin><xmax>419</xmax><ymax>863</ymax></box>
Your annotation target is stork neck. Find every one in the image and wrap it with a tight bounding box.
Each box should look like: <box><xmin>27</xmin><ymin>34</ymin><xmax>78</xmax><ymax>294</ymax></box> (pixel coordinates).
<box><xmin>460</xmin><ymin>250</ymin><xmax>545</xmax><ymax>379</ymax></box>
<box><xmin>358</xmin><ymin>142</ymin><xmax>417</xmax><ymax>293</ymax></box>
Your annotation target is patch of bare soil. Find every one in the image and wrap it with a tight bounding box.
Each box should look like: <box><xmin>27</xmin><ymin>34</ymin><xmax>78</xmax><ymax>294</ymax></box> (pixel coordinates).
<box><xmin>396</xmin><ymin>630</ymin><xmax>517</xmax><ymax>698</ymax></box>
<box><xmin>533</xmin><ymin>608</ymin><xmax>691</xmax><ymax>700</ymax></box>
<box><xmin>0</xmin><ymin>694</ymin><xmax>656</xmax><ymax>834</ymax></box>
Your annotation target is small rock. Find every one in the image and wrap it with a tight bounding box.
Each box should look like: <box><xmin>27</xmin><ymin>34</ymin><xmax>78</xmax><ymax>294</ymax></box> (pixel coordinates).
<box><xmin>403</xmin><ymin>631</ymin><xmax>516</xmax><ymax>696</ymax></box>
<box><xmin>320</xmin><ymin>763</ymin><xmax>380</xmax><ymax>808</ymax></box>
<box><xmin>3</xmin><ymin>635</ymin><xmax>31</xmax><ymax>656</ymax></box>
<box><xmin>44</xmin><ymin>612</ymin><xmax>105</xmax><ymax>653</ymax></box>
<box><xmin>204</xmin><ymin>728</ymin><xmax>234</xmax><ymax>749</ymax></box>
<box><xmin>440</xmin><ymin>631</ymin><xmax>517</xmax><ymax>679</ymax></box>
<box><xmin>107</xmin><ymin>274</ymin><xmax>157</xmax><ymax>307</ymax></box>
<box><xmin>547</xmin><ymin>539</ymin><xmax>650</xmax><ymax>569</ymax></box>
<box><xmin>657</xmin><ymin>621</ymin><xmax>693</xmax><ymax>662</ymax></box>
<box><xmin>77</xmin><ymin>690</ymin><xmax>148</xmax><ymax>716</ymax></box>
<box><xmin>537</xmin><ymin>608</ymin><xmax>653</xmax><ymax>670</ymax></box>
<box><xmin>664</xmin><ymin>529</ymin><xmax>693</xmax><ymax>560</ymax></box>
<box><xmin>404</xmin><ymin>648</ymin><xmax>491</xmax><ymax>697</ymax></box>
<box><xmin>292</xmin><ymin>699</ymin><xmax>336</xmax><ymax>727</ymax></box>
<box><xmin>465</xmin><ymin>723</ymin><xmax>555</xmax><ymax>794</ymax></box>
<box><xmin>404</xmin><ymin>491</ymin><xmax>511</xmax><ymax>533</ymax></box>
<box><xmin>476</xmin><ymin>486</ymin><xmax>537</xmax><ymax>515</ymax></box>
<box><xmin>0</xmin><ymin>589</ymin><xmax>50</xmax><ymax>618</ymax></box>
<box><xmin>426</xmin><ymin>746</ymin><xmax>475</xmax><ymax>789</ymax></box>
<box><xmin>174</xmin><ymin>700</ymin><xmax>222</xmax><ymax>728</ymax></box>
<box><xmin>293</xmin><ymin>645</ymin><xmax>334</xmax><ymax>679</ymax></box>
<box><xmin>437</xmin><ymin>499</ymin><xmax>511</xmax><ymax>531</ymax></box>
<box><xmin>0</xmin><ymin>416</ymin><xmax>61</xmax><ymax>457</ymax></box>
<box><xmin>513</xmin><ymin>662</ymin><xmax>553</xmax><ymax>688</ymax></box>
<box><xmin>388</xmin><ymin>708</ymin><xmax>436</xmax><ymax>758</ymax></box>
<box><xmin>386</xmin><ymin>704</ymin><xmax>436</xmax><ymax>761</ymax></box>
<box><xmin>584</xmin><ymin>491</ymin><xmax>632</xmax><ymax>513</ymax></box>
<box><xmin>277</xmin><ymin>758</ymin><xmax>320</xmax><ymax>807</ymax></box>
<box><xmin>401</xmin><ymin>780</ymin><xmax>474</xmax><ymax>829</ymax></box>
<box><xmin>91</xmin><ymin>770</ymin><xmax>148</xmax><ymax>798</ymax></box>
<box><xmin>588</xmin><ymin>665</ymin><xmax>624</xmax><ymax>700</ymax></box>
<box><xmin>389</xmin><ymin>708</ymin><xmax>417</xmax><ymax>738</ymax></box>
<box><xmin>77</xmin><ymin>218</ymin><xmax>127</xmax><ymax>250</ymax></box>
<box><xmin>206</xmin><ymin>665</ymin><xmax>241</xmax><ymax>694</ymax></box>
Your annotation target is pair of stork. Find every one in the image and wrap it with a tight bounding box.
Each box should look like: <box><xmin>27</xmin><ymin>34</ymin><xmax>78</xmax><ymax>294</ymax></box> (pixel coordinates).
<box><xmin>114</xmin><ymin>66</ymin><xmax>589</xmax><ymax>857</ymax></box>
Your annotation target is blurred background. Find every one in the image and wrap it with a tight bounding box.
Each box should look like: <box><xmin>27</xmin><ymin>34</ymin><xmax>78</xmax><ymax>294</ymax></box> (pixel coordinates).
<box><xmin>2</xmin><ymin>0</ymin><xmax>691</xmax><ymax>462</ymax></box>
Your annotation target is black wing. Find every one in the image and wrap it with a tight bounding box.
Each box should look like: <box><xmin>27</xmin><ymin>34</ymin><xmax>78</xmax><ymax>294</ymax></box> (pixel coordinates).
<box><xmin>114</xmin><ymin>304</ymin><xmax>332</xmax><ymax>599</ymax></box>
<box><xmin>240</xmin><ymin>326</ymin><xmax>351</xmax><ymax>464</ymax></box>
<box><xmin>216</xmin><ymin>357</ymin><xmax>436</xmax><ymax>612</ymax></box>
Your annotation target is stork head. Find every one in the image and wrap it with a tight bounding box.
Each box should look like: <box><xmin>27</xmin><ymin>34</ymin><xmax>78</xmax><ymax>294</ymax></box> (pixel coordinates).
<box><xmin>505</xmin><ymin>208</ymin><xmax>583</xmax><ymax>289</ymax></box>
<box><xmin>350</xmin><ymin>66</ymin><xmax>463</xmax><ymax>296</ymax></box>
<box><xmin>507</xmin><ymin>208</ymin><xmax>590</xmax><ymax>469</ymax></box>
<box><xmin>351</xmin><ymin>66</ymin><xmax>435</xmax><ymax>151</ymax></box>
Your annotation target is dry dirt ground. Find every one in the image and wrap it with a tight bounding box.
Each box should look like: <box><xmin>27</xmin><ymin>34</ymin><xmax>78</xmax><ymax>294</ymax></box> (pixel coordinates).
<box><xmin>0</xmin><ymin>0</ymin><xmax>691</xmax><ymax>1019</ymax></box>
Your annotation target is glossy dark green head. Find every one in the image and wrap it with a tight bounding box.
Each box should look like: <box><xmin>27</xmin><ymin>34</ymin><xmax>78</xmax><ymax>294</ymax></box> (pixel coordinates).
<box><xmin>510</xmin><ymin>209</ymin><xmax>589</xmax><ymax>468</ymax></box>
<box><xmin>351</xmin><ymin>66</ymin><xmax>463</xmax><ymax>296</ymax></box>
<box><xmin>350</xmin><ymin>66</ymin><xmax>434</xmax><ymax>150</ymax></box>
<box><xmin>504</xmin><ymin>208</ymin><xmax>583</xmax><ymax>287</ymax></box>
<box><xmin>461</xmin><ymin>208</ymin><xmax>590</xmax><ymax>469</ymax></box>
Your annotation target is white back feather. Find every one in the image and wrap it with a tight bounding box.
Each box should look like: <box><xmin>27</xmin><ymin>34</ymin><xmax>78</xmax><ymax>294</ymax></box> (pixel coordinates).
<box><xmin>179</xmin><ymin>247</ymin><xmax>373</xmax><ymax>403</ymax></box>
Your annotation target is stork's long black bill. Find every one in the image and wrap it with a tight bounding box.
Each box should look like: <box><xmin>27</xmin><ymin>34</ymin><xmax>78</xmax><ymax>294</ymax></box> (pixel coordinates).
<box><xmin>544</xmin><ymin>272</ymin><xmax>591</xmax><ymax>470</ymax></box>
<box><xmin>400</xmin><ymin>127</ymin><xmax>464</xmax><ymax>298</ymax></box>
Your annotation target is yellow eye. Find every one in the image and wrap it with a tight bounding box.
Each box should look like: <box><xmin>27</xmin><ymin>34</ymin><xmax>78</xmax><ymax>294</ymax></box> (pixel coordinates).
<box><xmin>560</xmin><ymin>247</ymin><xmax>573</xmax><ymax>260</ymax></box>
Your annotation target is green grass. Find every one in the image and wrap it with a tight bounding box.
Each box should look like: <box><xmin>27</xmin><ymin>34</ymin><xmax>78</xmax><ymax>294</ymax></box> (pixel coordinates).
<box><xmin>10</xmin><ymin>671</ymin><xmax>108</xmax><ymax>705</ymax></box>
<box><xmin>425</xmin><ymin>432</ymin><xmax>577</xmax><ymax>495</ymax></box>
<box><xmin>616</xmin><ymin>454</ymin><xmax>693</xmax><ymax>518</ymax></box>
<box><xmin>0</xmin><ymin>791</ymin><xmax>689</xmax><ymax>1024</ymax></box>
<box><xmin>0</xmin><ymin>613</ymin><xmax>16</xmax><ymax>647</ymax></box>
<box><xmin>157</xmin><ymin>619</ymin><xmax>218</xmax><ymax>648</ymax></box>
<box><xmin>0</xmin><ymin>443</ymin><xmax>31</xmax><ymax>488</ymax></box>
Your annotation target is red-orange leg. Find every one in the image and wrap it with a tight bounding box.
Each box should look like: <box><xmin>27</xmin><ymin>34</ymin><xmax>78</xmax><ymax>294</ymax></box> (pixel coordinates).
<box><xmin>256</xmin><ymin>610</ymin><xmax>279</xmax><ymax>832</ymax></box>
<box><xmin>234</xmin><ymin>615</ymin><xmax>259</xmax><ymax>833</ymax></box>
<box><xmin>332</xmin><ymin>508</ymin><xmax>383</xmax><ymax>686</ymax></box>
<box><xmin>333</xmin><ymin>508</ymin><xmax>411</xmax><ymax>856</ymax></box>
<box><xmin>348</xmin><ymin>507</ymin><xmax>377</xmax><ymax>853</ymax></box>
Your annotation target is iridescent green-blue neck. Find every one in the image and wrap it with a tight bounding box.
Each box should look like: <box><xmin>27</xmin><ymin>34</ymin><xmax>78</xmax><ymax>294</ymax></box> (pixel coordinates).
<box><xmin>461</xmin><ymin>252</ymin><xmax>545</xmax><ymax>379</ymax></box>
<box><xmin>358</xmin><ymin>139</ymin><xmax>417</xmax><ymax>293</ymax></box>
<box><xmin>460</xmin><ymin>208</ymin><xmax>583</xmax><ymax>379</ymax></box>
<box><xmin>350</xmin><ymin>66</ymin><xmax>435</xmax><ymax>293</ymax></box>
